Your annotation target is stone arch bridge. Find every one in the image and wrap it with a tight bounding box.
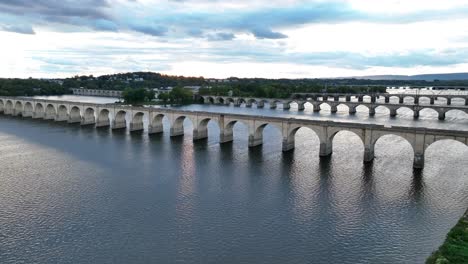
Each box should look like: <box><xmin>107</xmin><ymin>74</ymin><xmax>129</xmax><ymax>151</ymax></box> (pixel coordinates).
<box><xmin>1</xmin><ymin>97</ymin><xmax>467</xmax><ymax>169</ymax></box>
<box><xmin>200</xmin><ymin>95</ymin><xmax>468</xmax><ymax>120</ymax></box>
<box><xmin>291</xmin><ymin>92</ymin><xmax>468</xmax><ymax>105</ymax></box>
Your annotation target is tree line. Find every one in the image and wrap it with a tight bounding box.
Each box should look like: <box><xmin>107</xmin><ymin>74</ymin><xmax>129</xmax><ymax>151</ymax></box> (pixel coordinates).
<box><xmin>0</xmin><ymin>78</ymin><xmax>69</xmax><ymax>96</ymax></box>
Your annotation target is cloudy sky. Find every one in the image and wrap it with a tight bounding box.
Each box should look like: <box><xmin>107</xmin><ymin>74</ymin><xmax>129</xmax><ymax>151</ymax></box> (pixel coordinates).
<box><xmin>1</xmin><ymin>0</ymin><xmax>468</xmax><ymax>78</ymax></box>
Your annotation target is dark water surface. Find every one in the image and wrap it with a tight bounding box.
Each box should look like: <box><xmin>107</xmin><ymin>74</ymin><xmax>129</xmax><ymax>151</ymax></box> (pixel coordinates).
<box><xmin>0</xmin><ymin>95</ymin><xmax>467</xmax><ymax>263</ymax></box>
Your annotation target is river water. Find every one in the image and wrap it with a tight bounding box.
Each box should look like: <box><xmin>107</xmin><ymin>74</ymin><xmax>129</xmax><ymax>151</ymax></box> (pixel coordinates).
<box><xmin>0</xmin><ymin>94</ymin><xmax>467</xmax><ymax>263</ymax></box>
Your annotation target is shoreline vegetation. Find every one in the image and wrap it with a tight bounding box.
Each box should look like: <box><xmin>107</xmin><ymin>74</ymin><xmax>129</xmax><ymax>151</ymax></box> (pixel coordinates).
<box><xmin>426</xmin><ymin>209</ymin><xmax>468</xmax><ymax>263</ymax></box>
<box><xmin>2</xmin><ymin>72</ymin><xmax>468</xmax><ymax>99</ymax></box>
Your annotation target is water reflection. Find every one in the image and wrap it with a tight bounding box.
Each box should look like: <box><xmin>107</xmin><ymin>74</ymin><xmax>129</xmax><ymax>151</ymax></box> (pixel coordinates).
<box><xmin>0</xmin><ymin>97</ymin><xmax>467</xmax><ymax>263</ymax></box>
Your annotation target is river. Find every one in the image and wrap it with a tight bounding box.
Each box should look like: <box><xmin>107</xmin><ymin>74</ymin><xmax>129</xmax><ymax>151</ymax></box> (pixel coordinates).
<box><xmin>0</xmin><ymin>94</ymin><xmax>467</xmax><ymax>263</ymax></box>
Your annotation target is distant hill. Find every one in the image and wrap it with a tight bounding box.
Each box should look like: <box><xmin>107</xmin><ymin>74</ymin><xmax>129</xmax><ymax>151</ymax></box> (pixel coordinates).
<box><xmin>347</xmin><ymin>73</ymin><xmax>468</xmax><ymax>81</ymax></box>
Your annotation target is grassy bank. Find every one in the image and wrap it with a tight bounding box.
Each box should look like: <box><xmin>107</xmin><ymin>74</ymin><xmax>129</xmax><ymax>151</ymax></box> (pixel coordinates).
<box><xmin>426</xmin><ymin>209</ymin><xmax>468</xmax><ymax>263</ymax></box>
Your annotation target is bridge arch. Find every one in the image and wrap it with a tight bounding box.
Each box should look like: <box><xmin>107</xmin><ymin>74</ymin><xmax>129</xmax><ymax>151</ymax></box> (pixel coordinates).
<box><xmin>418</xmin><ymin>95</ymin><xmax>432</xmax><ymax>104</ymax></box>
<box><xmin>444</xmin><ymin>109</ymin><xmax>468</xmax><ymax>119</ymax></box>
<box><xmin>388</xmin><ymin>95</ymin><xmax>400</xmax><ymax>103</ymax></box>
<box><xmin>372</xmin><ymin>133</ymin><xmax>416</xmax><ymax>167</ymax></box>
<box><xmin>170</xmin><ymin>115</ymin><xmax>194</xmax><ymax>137</ymax></box>
<box><xmin>225</xmin><ymin>97</ymin><xmax>235</xmax><ymax>105</ymax></box>
<box><xmin>34</xmin><ymin>103</ymin><xmax>44</xmax><ymax>118</ymax></box>
<box><xmin>130</xmin><ymin>111</ymin><xmax>145</xmax><ymax>131</ymax></box>
<box><xmin>57</xmin><ymin>105</ymin><xmax>68</xmax><ymax>121</ymax></box>
<box><xmin>113</xmin><ymin>110</ymin><xmax>127</xmax><ymax>129</ymax></box>
<box><xmin>5</xmin><ymin>100</ymin><xmax>13</xmax><ymax>114</ymax></box>
<box><xmin>396</xmin><ymin>106</ymin><xmax>414</xmax><ymax>117</ymax></box>
<box><xmin>237</xmin><ymin>98</ymin><xmax>247</xmax><ymax>106</ymax></box>
<box><xmin>221</xmin><ymin>120</ymin><xmax>249</xmax><ymax>144</ymax></box>
<box><xmin>82</xmin><ymin>107</ymin><xmax>96</xmax><ymax>124</ymax></box>
<box><xmin>355</xmin><ymin>104</ymin><xmax>371</xmax><ymax>114</ymax></box>
<box><xmin>375</xmin><ymin>105</ymin><xmax>391</xmax><ymax>115</ymax></box>
<box><xmin>449</xmin><ymin>96</ymin><xmax>467</xmax><ymax>105</ymax></box>
<box><xmin>69</xmin><ymin>106</ymin><xmax>81</xmax><ymax>123</ymax></box>
<box><xmin>207</xmin><ymin>96</ymin><xmax>215</xmax><ymax>104</ymax></box>
<box><xmin>283</xmin><ymin>125</ymin><xmax>323</xmax><ymax>152</ymax></box>
<box><xmin>217</xmin><ymin>97</ymin><xmax>225</xmax><ymax>104</ymax></box>
<box><xmin>96</xmin><ymin>108</ymin><xmax>111</xmax><ymax>127</ymax></box>
<box><xmin>149</xmin><ymin>113</ymin><xmax>166</xmax><ymax>133</ymax></box>
<box><xmin>193</xmin><ymin>117</ymin><xmax>220</xmax><ymax>140</ymax></box>
<box><xmin>424</xmin><ymin>139</ymin><xmax>468</xmax><ymax>169</ymax></box>
<box><xmin>14</xmin><ymin>101</ymin><xmax>23</xmax><ymax>116</ymax></box>
<box><xmin>318</xmin><ymin>102</ymin><xmax>331</xmax><ymax>111</ymax></box>
<box><xmin>249</xmin><ymin>122</ymin><xmax>282</xmax><ymax>147</ymax></box>
<box><xmin>402</xmin><ymin>95</ymin><xmax>416</xmax><ymax>103</ymax></box>
<box><xmin>24</xmin><ymin>102</ymin><xmax>34</xmax><ymax>117</ymax></box>
<box><xmin>44</xmin><ymin>104</ymin><xmax>56</xmax><ymax>119</ymax></box>
<box><xmin>419</xmin><ymin>107</ymin><xmax>439</xmax><ymax>118</ymax></box>
<box><xmin>325</xmin><ymin>128</ymin><xmax>365</xmax><ymax>158</ymax></box>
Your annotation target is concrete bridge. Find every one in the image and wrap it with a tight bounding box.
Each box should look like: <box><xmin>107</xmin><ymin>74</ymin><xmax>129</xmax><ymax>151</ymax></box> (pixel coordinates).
<box><xmin>1</xmin><ymin>96</ymin><xmax>467</xmax><ymax>169</ymax></box>
<box><xmin>291</xmin><ymin>92</ymin><xmax>468</xmax><ymax>105</ymax></box>
<box><xmin>200</xmin><ymin>95</ymin><xmax>468</xmax><ymax>120</ymax></box>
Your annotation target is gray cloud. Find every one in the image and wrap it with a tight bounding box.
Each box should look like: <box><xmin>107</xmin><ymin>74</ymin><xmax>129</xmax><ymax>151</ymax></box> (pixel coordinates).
<box><xmin>1</xmin><ymin>0</ymin><xmax>467</xmax><ymax>40</ymax></box>
<box><xmin>206</xmin><ymin>32</ymin><xmax>235</xmax><ymax>41</ymax></box>
<box><xmin>251</xmin><ymin>28</ymin><xmax>287</xmax><ymax>39</ymax></box>
<box><xmin>0</xmin><ymin>23</ymin><xmax>35</xmax><ymax>34</ymax></box>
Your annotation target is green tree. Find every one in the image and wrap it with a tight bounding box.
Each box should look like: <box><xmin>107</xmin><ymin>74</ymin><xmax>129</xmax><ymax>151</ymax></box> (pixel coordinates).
<box><xmin>122</xmin><ymin>88</ymin><xmax>153</xmax><ymax>104</ymax></box>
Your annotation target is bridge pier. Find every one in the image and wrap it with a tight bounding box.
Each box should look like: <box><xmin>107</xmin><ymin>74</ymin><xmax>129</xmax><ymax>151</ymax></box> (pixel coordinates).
<box><xmin>345</xmin><ymin>95</ymin><xmax>351</xmax><ymax>102</ymax></box>
<box><xmin>33</xmin><ymin>112</ymin><xmax>44</xmax><ymax>119</ymax></box>
<box><xmin>447</xmin><ymin>98</ymin><xmax>452</xmax><ymax>105</ymax></box>
<box><xmin>438</xmin><ymin>112</ymin><xmax>446</xmax><ymax>120</ymax></box>
<box><xmin>390</xmin><ymin>108</ymin><xmax>397</xmax><ymax>117</ymax></box>
<box><xmin>112</xmin><ymin>120</ymin><xmax>126</xmax><ymax>130</ymax></box>
<box><xmin>414</xmin><ymin>97</ymin><xmax>419</xmax><ymax>104</ymax></box>
<box><xmin>334</xmin><ymin>96</ymin><xmax>340</xmax><ymax>101</ymax></box>
<box><xmin>364</xmin><ymin>146</ymin><xmax>374</xmax><ymax>163</ymax></box>
<box><xmin>44</xmin><ymin>113</ymin><xmax>55</xmax><ymax>120</ymax></box>
<box><xmin>358</xmin><ymin>96</ymin><xmax>363</xmax><ymax>102</ymax></box>
<box><xmin>349</xmin><ymin>106</ymin><xmax>356</xmax><ymax>115</ymax></box>
<box><xmin>193</xmin><ymin>128</ymin><xmax>208</xmax><ymax>140</ymax></box>
<box><xmin>430</xmin><ymin>98</ymin><xmax>435</xmax><ymax>105</ymax></box>
<box><xmin>413</xmin><ymin>110</ymin><xmax>420</xmax><ymax>119</ymax></box>
<box><xmin>81</xmin><ymin>118</ymin><xmax>96</xmax><ymax>126</ymax></box>
<box><xmin>369</xmin><ymin>107</ymin><xmax>376</xmax><ymax>116</ymax></box>
<box><xmin>297</xmin><ymin>102</ymin><xmax>305</xmax><ymax>111</ymax></box>
<box><xmin>399</xmin><ymin>97</ymin><xmax>404</xmax><ymax>104</ymax></box>
<box><xmin>384</xmin><ymin>97</ymin><xmax>390</xmax><ymax>103</ymax></box>
<box><xmin>219</xmin><ymin>131</ymin><xmax>233</xmax><ymax>143</ymax></box>
<box><xmin>282</xmin><ymin>103</ymin><xmax>290</xmax><ymax>110</ymax></box>
<box><xmin>269</xmin><ymin>102</ymin><xmax>277</xmax><ymax>109</ymax></box>
<box><xmin>257</xmin><ymin>101</ymin><xmax>265</xmax><ymax>108</ymax></box>
<box><xmin>319</xmin><ymin>142</ymin><xmax>333</xmax><ymax>156</ymax></box>
<box><xmin>413</xmin><ymin>153</ymin><xmax>424</xmax><ymax>169</ymax></box>
<box><xmin>96</xmin><ymin>118</ymin><xmax>110</xmax><ymax>128</ymax></box>
<box><xmin>246</xmin><ymin>102</ymin><xmax>252</xmax><ymax>108</ymax></box>
<box><xmin>129</xmin><ymin>121</ymin><xmax>144</xmax><ymax>131</ymax></box>
<box><xmin>67</xmin><ymin>116</ymin><xmax>81</xmax><ymax>123</ymax></box>
<box><xmin>371</xmin><ymin>96</ymin><xmax>376</xmax><ymax>103</ymax></box>
<box><xmin>465</xmin><ymin>99</ymin><xmax>468</xmax><ymax>106</ymax></box>
<box><xmin>55</xmin><ymin>114</ymin><xmax>68</xmax><ymax>122</ymax></box>
<box><xmin>170</xmin><ymin>126</ymin><xmax>184</xmax><ymax>137</ymax></box>
<box><xmin>148</xmin><ymin>123</ymin><xmax>163</xmax><ymax>133</ymax></box>
<box><xmin>313</xmin><ymin>103</ymin><xmax>321</xmax><ymax>112</ymax></box>
<box><xmin>248</xmin><ymin>134</ymin><xmax>263</xmax><ymax>147</ymax></box>
<box><xmin>330</xmin><ymin>105</ymin><xmax>338</xmax><ymax>113</ymax></box>
<box><xmin>282</xmin><ymin>137</ymin><xmax>295</xmax><ymax>152</ymax></box>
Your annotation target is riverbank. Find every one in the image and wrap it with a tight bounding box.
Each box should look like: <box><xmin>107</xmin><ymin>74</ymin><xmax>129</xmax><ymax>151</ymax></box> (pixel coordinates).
<box><xmin>426</xmin><ymin>209</ymin><xmax>468</xmax><ymax>263</ymax></box>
